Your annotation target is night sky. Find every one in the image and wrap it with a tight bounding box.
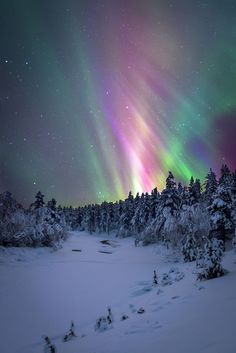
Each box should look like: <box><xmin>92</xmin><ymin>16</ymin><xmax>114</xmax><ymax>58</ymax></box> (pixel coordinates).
<box><xmin>1</xmin><ymin>0</ymin><xmax>236</xmax><ymax>206</ymax></box>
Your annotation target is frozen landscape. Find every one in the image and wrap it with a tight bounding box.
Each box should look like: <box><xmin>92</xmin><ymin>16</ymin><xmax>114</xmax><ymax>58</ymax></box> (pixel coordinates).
<box><xmin>1</xmin><ymin>231</ymin><xmax>236</xmax><ymax>353</ymax></box>
<box><xmin>2</xmin><ymin>1</ymin><xmax>236</xmax><ymax>352</ymax></box>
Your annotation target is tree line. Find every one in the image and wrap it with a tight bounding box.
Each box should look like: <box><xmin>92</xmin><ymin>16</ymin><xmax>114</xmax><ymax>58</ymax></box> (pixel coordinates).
<box><xmin>0</xmin><ymin>164</ymin><xmax>235</xmax><ymax>250</ymax></box>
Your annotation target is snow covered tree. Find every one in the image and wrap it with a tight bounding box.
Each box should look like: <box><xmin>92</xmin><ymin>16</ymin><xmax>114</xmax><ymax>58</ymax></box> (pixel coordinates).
<box><xmin>187</xmin><ymin>177</ymin><xmax>201</xmax><ymax>205</ymax></box>
<box><xmin>117</xmin><ymin>191</ymin><xmax>135</xmax><ymax>237</ymax></box>
<box><xmin>149</xmin><ymin>187</ymin><xmax>160</xmax><ymax>219</ymax></box>
<box><xmin>197</xmin><ymin>238</ymin><xmax>224</xmax><ymax>280</ymax></box>
<box><xmin>208</xmin><ymin>185</ymin><xmax>233</xmax><ymax>247</ymax></box>
<box><xmin>188</xmin><ymin>176</ymin><xmax>195</xmax><ymax>201</ymax></box>
<box><xmin>166</xmin><ymin>171</ymin><xmax>176</xmax><ymax>190</ymax></box>
<box><xmin>0</xmin><ymin>192</ymin><xmax>25</xmax><ymax>246</ymax></box>
<box><xmin>161</xmin><ymin>171</ymin><xmax>180</xmax><ymax>213</ymax></box>
<box><xmin>193</xmin><ymin>179</ymin><xmax>201</xmax><ymax>202</ymax></box>
<box><xmin>182</xmin><ymin>234</ymin><xmax>197</xmax><ymax>262</ymax></box>
<box><xmin>219</xmin><ymin>164</ymin><xmax>232</xmax><ymax>187</ymax></box>
<box><xmin>203</xmin><ymin>168</ymin><xmax>218</xmax><ymax>204</ymax></box>
<box><xmin>47</xmin><ymin>198</ymin><xmax>57</xmax><ymax>211</ymax></box>
<box><xmin>31</xmin><ymin>191</ymin><xmax>45</xmax><ymax>209</ymax></box>
<box><xmin>178</xmin><ymin>204</ymin><xmax>210</xmax><ymax>245</ymax></box>
<box><xmin>0</xmin><ymin>191</ymin><xmax>22</xmax><ymax>220</ymax></box>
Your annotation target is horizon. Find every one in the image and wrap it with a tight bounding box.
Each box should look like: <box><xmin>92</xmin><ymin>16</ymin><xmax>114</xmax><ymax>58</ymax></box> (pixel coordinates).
<box><xmin>1</xmin><ymin>163</ymin><xmax>233</xmax><ymax>208</ymax></box>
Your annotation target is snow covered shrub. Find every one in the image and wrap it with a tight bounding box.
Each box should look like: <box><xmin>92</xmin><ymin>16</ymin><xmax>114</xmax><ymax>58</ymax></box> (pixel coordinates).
<box><xmin>153</xmin><ymin>270</ymin><xmax>158</xmax><ymax>285</ymax></box>
<box><xmin>43</xmin><ymin>336</ymin><xmax>57</xmax><ymax>353</ymax></box>
<box><xmin>63</xmin><ymin>321</ymin><xmax>76</xmax><ymax>342</ymax></box>
<box><xmin>197</xmin><ymin>238</ymin><xmax>224</xmax><ymax>280</ymax></box>
<box><xmin>121</xmin><ymin>314</ymin><xmax>129</xmax><ymax>321</ymax></box>
<box><xmin>94</xmin><ymin>316</ymin><xmax>110</xmax><ymax>332</ymax></box>
<box><xmin>161</xmin><ymin>273</ymin><xmax>172</xmax><ymax>286</ymax></box>
<box><xmin>208</xmin><ymin>185</ymin><xmax>233</xmax><ymax>246</ymax></box>
<box><xmin>168</xmin><ymin>267</ymin><xmax>184</xmax><ymax>282</ymax></box>
<box><xmin>137</xmin><ymin>307</ymin><xmax>145</xmax><ymax>314</ymax></box>
<box><xmin>182</xmin><ymin>234</ymin><xmax>197</xmax><ymax>262</ymax></box>
<box><xmin>94</xmin><ymin>308</ymin><xmax>113</xmax><ymax>332</ymax></box>
<box><xmin>107</xmin><ymin>307</ymin><xmax>113</xmax><ymax>324</ymax></box>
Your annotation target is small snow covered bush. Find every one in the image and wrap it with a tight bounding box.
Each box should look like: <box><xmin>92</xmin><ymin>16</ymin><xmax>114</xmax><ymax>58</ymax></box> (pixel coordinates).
<box><xmin>197</xmin><ymin>238</ymin><xmax>224</xmax><ymax>280</ymax></box>
<box><xmin>168</xmin><ymin>267</ymin><xmax>184</xmax><ymax>282</ymax></box>
<box><xmin>94</xmin><ymin>308</ymin><xmax>113</xmax><ymax>332</ymax></box>
<box><xmin>63</xmin><ymin>321</ymin><xmax>76</xmax><ymax>342</ymax></box>
<box><xmin>121</xmin><ymin>314</ymin><xmax>129</xmax><ymax>321</ymax></box>
<box><xmin>43</xmin><ymin>336</ymin><xmax>56</xmax><ymax>353</ymax></box>
<box><xmin>94</xmin><ymin>316</ymin><xmax>110</xmax><ymax>332</ymax></box>
<box><xmin>161</xmin><ymin>273</ymin><xmax>172</xmax><ymax>286</ymax></box>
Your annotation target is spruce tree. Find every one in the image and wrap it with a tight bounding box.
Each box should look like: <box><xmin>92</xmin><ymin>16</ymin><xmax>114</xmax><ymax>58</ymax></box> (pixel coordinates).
<box><xmin>166</xmin><ymin>171</ymin><xmax>176</xmax><ymax>190</ymax></box>
<box><xmin>219</xmin><ymin>164</ymin><xmax>232</xmax><ymax>187</ymax></box>
<box><xmin>197</xmin><ymin>238</ymin><xmax>224</xmax><ymax>280</ymax></box>
<box><xmin>182</xmin><ymin>234</ymin><xmax>197</xmax><ymax>262</ymax></box>
<box><xmin>208</xmin><ymin>185</ymin><xmax>233</xmax><ymax>246</ymax></box>
<box><xmin>161</xmin><ymin>171</ymin><xmax>180</xmax><ymax>214</ymax></box>
<box><xmin>204</xmin><ymin>168</ymin><xmax>218</xmax><ymax>203</ymax></box>
<box><xmin>31</xmin><ymin>191</ymin><xmax>45</xmax><ymax>209</ymax></box>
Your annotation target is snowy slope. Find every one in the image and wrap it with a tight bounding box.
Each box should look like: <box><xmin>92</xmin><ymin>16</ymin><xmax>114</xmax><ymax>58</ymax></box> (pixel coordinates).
<box><xmin>0</xmin><ymin>231</ymin><xmax>235</xmax><ymax>353</ymax></box>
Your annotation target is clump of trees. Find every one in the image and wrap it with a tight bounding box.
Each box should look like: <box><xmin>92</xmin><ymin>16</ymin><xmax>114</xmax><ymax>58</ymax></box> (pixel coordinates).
<box><xmin>1</xmin><ymin>164</ymin><xmax>235</xmax><ymax>253</ymax></box>
<box><xmin>69</xmin><ymin>164</ymin><xmax>236</xmax><ymax>248</ymax></box>
<box><xmin>0</xmin><ymin>191</ymin><xmax>67</xmax><ymax>248</ymax></box>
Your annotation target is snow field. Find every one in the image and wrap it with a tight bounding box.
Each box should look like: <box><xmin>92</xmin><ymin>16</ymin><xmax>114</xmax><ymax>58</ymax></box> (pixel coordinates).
<box><xmin>0</xmin><ymin>231</ymin><xmax>236</xmax><ymax>353</ymax></box>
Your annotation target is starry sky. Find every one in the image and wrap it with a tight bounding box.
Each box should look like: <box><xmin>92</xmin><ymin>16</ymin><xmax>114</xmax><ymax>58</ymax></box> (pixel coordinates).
<box><xmin>1</xmin><ymin>0</ymin><xmax>236</xmax><ymax>206</ymax></box>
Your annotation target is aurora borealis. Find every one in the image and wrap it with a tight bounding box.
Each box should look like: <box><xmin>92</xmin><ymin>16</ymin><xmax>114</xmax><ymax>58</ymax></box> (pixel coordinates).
<box><xmin>1</xmin><ymin>0</ymin><xmax>236</xmax><ymax>206</ymax></box>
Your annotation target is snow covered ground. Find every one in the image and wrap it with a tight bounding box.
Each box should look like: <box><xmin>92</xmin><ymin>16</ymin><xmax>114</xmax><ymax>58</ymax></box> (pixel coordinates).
<box><xmin>0</xmin><ymin>231</ymin><xmax>236</xmax><ymax>353</ymax></box>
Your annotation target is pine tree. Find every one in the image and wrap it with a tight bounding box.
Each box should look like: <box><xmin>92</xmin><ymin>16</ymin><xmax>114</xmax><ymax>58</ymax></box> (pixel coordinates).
<box><xmin>31</xmin><ymin>191</ymin><xmax>45</xmax><ymax>209</ymax></box>
<box><xmin>182</xmin><ymin>234</ymin><xmax>197</xmax><ymax>262</ymax></box>
<box><xmin>149</xmin><ymin>187</ymin><xmax>160</xmax><ymax>219</ymax></box>
<box><xmin>188</xmin><ymin>178</ymin><xmax>202</xmax><ymax>205</ymax></box>
<box><xmin>197</xmin><ymin>238</ymin><xmax>224</xmax><ymax>280</ymax></box>
<box><xmin>208</xmin><ymin>185</ymin><xmax>233</xmax><ymax>246</ymax></box>
<box><xmin>188</xmin><ymin>176</ymin><xmax>195</xmax><ymax>205</ymax></box>
<box><xmin>219</xmin><ymin>164</ymin><xmax>232</xmax><ymax>187</ymax></box>
<box><xmin>161</xmin><ymin>171</ymin><xmax>180</xmax><ymax>214</ymax></box>
<box><xmin>47</xmin><ymin>198</ymin><xmax>57</xmax><ymax>211</ymax></box>
<box><xmin>193</xmin><ymin>179</ymin><xmax>201</xmax><ymax>202</ymax></box>
<box><xmin>166</xmin><ymin>171</ymin><xmax>176</xmax><ymax>190</ymax></box>
<box><xmin>118</xmin><ymin>191</ymin><xmax>135</xmax><ymax>236</ymax></box>
<box><xmin>204</xmin><ymin>168</ymin><xmax>218</xmax><ymax>203</ymax></box>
